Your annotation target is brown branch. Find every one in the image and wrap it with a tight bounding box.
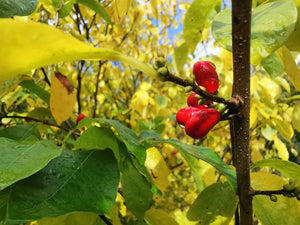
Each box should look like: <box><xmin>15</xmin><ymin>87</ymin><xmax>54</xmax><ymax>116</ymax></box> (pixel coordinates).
<box><xmin>1</xmin><ymin>116</ymin><xmax>71</xmax><ymax>132</ymax></box>
<box><xmin>250</xmin><ymin>189</ymin><xmax>286</xmax><ymax>196</ymax></box>
<box><xmin>41</xmin><ymin>67</ymin><xmax>51</xmax><ymax>87</ymax></box>
<box><xmin>93</xmin><ymin>61</ymin><xmax>103</xmax><ymax>118</ymax></box>
<box><xmin>231</xmin><ymin>0</ymin><xmax>253</xmax><ymax>224</ymax></box>
<box><xmin>163</xmin><ymin>71</ymin><xmax>237</xmax><ymax>110</ymax></box>
<box><xmin>77</xmin><ymin>60</ymin><xmax>85</xmax><ymax>114</ymax></box>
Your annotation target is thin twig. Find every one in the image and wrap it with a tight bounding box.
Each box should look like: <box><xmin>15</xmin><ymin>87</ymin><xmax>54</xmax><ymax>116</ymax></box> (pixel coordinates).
<box><xmin>77</xmin><ymin>60</ymin><xmax>85</xmax><ymax>114</ymax></box>
<box><xmin>1</xmin><ymin>116</ymin><xmax>71</xmax><ymax>132</ymax></box>
<box><xmin>163</xmin><ymin>71</ymin><xmax>237</xmax><ymax>110</ymax></box>
<box><xmin>41</xmin><ymin>67</ymin><xmax>51</xmax><ymax>86</ymax></box>
<box><xmin>99</xmin><ymin>215</ymin><xmax>112</xmax><ymax>225</ymax></box>
<box><xmin>250</xmin><ymin>189</ymin><xmax>286</xmax><ymax>196</ymax></box>
<box><xmin>93</xmin><ymin>61</ymin><xmax>103</xmax><ymax>118</ymax></box>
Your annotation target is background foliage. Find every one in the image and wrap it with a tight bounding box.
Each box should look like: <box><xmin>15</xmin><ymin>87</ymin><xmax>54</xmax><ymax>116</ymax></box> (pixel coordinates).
<box><xmin>0</xmin><ymin>0</ymin><xmax>300</xmax><ymax>224</ymax></box>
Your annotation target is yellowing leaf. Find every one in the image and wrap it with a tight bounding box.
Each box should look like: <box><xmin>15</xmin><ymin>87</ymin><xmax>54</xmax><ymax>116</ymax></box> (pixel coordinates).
<box><xmin>273</xmin><ymin>117</ymin><xmax>294</xmax><ymax>142</ymax></box>
<box><xmin>145</xmin><ymin>208</ymin><xmax>179</xmax><ymax>225</ymax></box>
<box><xmin>50</xmin><ymin>73</ymin><xmax>76</xmax><ymax>125</ymax></box>
<box><xmin>274</xmin><ymin>135</ymin><xmax>289</xmax><ymax>160</ymax></box>
<box><xmin>251</xmin><ymin>172</ymin><xmax>300</xmax><ymax>225</ymax></box>
<box><xmin>278</xmin><ymin>46</ymin><xmax>300</xmax><ymax>91</ymax></box>
<box><xmin>113</xmin><ymin>0</ymin><xmax>132</xmax><ymax>22</ymax></box>
<box><xmin>144</xmin><ymin>147</ymin><xmax>170</xmax><ymax>193</ymax></box>
<box><xmin>250</xmin><ymin>103</ymin><xmax>258</xmax><ymax>128</ymax></box>
<box><xmin>292</xmin><ymin>102</ymin><xmax>300</xmax><ymax>131</ymax></box>
<box><xmin>0</xmin><ymin>19</ymin><xmax>158</xmax><ymax>82</ymax></box>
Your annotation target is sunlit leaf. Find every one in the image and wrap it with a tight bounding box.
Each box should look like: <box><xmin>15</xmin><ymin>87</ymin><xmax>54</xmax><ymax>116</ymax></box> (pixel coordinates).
<box><xmin>252</xmin><ymin>172</ymin><xmax>300</xmax><ymax>225</ymax></box>
<box><xmin>292</xmin><ymin>102</ymin><xmax>300</xmax><ymax>131</ymax></box>
<box><xmin>274</xmin><ymin>135</ymin><xmax>289</xmax><ymax>160</ymax></box>
<box><xmin>2</xmin><ymin>149</ymin><xmax>119</xmax><ymax>223</ymax></box>
<box><xmin>187</xmin><ymin>182</ymin><xmax>237</xmax><ymax>224</ymax></box>
<box><xmin>50</xmin><ymin>72</ymin><xmax>76</xmax><ymax>125</ymax></box>
<box><xmin>145</xmin><ymin>208</ymin><xmax>179</xmax><ymax>225</ymax></box>
<box><xmin>251</xmin><ymin>159</ymin><xmax>300</xmax><ymax>179</ymax></box>
<box><xmin>183</xmin><ymin>0</ymin><xmax>220</xmax><ymax>51</ymax></box>
<box><xmin>144</xmin><ymin>147</ymin><xmax>170</xmax><ymax>193</ymax></box>
<box><xmin>273</xmin><ymin>117</ymin><xmax>294</xmax><ymax>142</ymax></box>
<box><xmin>172</xmin><ymin>42</ymin><xmax>189</xmax><ymax>74</ymax></box>
<box><xmin>113</xmin><ymin>0</ymin><xmax>132</xmax><ymax>22</ymax></box>
<box><xmin>0</xmin><ymin>137</ymin><xmax>62</xmax><ymax>191</ymax></box>
<box><xmin>212</xmin><ymin>1</ymin><xmax>297</xmax><ymax>65</ymax></box>
<box><xmin>0</xmin><ymin>19</ymin><xmax>158</xmax><ymax>82</ymax></box>
<box><xmin>142</xmin><ymin>136</ymin><xmax>237</xmax><ymax>188</ymax></box>
<box><xmin>0</xmin><ymin>0</ymin><xmax>37</xmax><ymax>17</ymax></box>
<box><xmin>77</xmin><ymin>0</ymin><xmax>112</xmax><ymax>25</ymax></box>
<box><xmin>277</xmin><ymin>45</ymin><xmax>300</xmax><ymax>91</ymax></box>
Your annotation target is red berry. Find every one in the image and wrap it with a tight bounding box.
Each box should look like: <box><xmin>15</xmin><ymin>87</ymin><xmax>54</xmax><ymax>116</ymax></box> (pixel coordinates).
<box><xmin>176</xmin><ymin>107</ymin><xmax>201</xmax><ymax>125</ymax></box>
<box><xmin>193</xmin><ymin>61</ymin><xmax>219</xmax><ymax>93</ymax></box>
<box><xmin>187</xmin><ymin>93</ymin><xmax>199</xmax><ymax>107</ymax></box>
<box><xmin>185</xmin><ymin>108</ymin><xmax>220</xmax><ymax>139</ymax></box>
<box><xmin>76</xmin><ymin>113</ymin><xmax>85</xmax><ymax>124</ymax></box>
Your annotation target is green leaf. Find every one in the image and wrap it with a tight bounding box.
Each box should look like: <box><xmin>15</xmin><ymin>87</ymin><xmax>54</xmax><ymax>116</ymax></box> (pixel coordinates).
<box><xmin>77</xmin><ymin>118</ymin><xmax>147</xmax><ymax>164</ymax></box>
<box><xmin>172</xmin><ymin>42</ymin><xmax>189</xmax><ymax>74</ymax></box>
<box><xmin>118</xmin><ymin>142</ymin><xmax>152</xmax><ymax>220</ymax></box>
<box><xmin>74</xmin><ymin>126</ymin><xmax>119</xmax><ymax>159</ymax></box>
<box><xmin>77</xmin><ymin>0</ymin><xmax>112</xmax><ymax>25</ymax></box>
<box><xmin>0</xmin><ymin>137</ymin><xmax>62</xmax><ymax>191</ymax></box>
<box><xmin>143</xmin><ymin>137</ymin><xmax>237</xmax><ymax>188</ymax></box>
<box><xmin>212</xmin><ymin>1</ymin><xmax>297</xmax><ymax>65</ymax></box>
<box><xmin>251</xmin><ymin>159</ymin><xmax>300</xmax><ymax>179</ymax></box>
<box><xmin>0</xmin><ymin>124</ymin><xmax>41</xmax><ymax>141</ymax></box>
<box><xmin>0</xmin><ymin>19</ymin><xmax>158</xmax><ymax>82</ymax></box>
<box><xmin>0</xmin><ymin>0</ymin><xmax>37</xmax><ymax>17</ymax></box>
<box><xmin>252</xmin><ymin>172</ymin><xmax>300</xmax><ymax>225</ymax></box>
<box><xmin>187</xmin><ymin>182</ymin><xmax>237</xmax><ymax>224</ymax></box>
<box><xmin>2</xmin><ymin>149</ymin><xmax>119</xmax><ymax>224</ymax></box>
<box><xmin>38</xmin><ymin>212</ymin><xmax>104</xmax><ymax>225</ymax></box>
<box><xmin>183</xmin><ymin>0</ymin><xmax>220</xmax><ymax>51</ymax></box>
<box><xmin>20</xmin><ymin>79</ymin><xmax>50</xmax><ymax>104</ymax></box>
<box><xmin>261</xmin><ymin>53</ymin><xmax>284</xmax><ymax>78</ymax></box>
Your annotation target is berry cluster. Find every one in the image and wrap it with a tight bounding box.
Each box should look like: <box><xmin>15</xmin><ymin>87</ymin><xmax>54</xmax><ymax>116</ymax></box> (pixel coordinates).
<box><xmin>176</xmin><ymin>61</ymin><xmax>221</xmax><ymax>139</ymax></box>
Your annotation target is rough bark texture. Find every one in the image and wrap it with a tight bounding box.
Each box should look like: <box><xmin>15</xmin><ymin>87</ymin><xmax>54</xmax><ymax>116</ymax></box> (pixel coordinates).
<box><xmin>231</xmin><ymin>0</ymin><xmax>253</xmax><ymax>224</ymax></box>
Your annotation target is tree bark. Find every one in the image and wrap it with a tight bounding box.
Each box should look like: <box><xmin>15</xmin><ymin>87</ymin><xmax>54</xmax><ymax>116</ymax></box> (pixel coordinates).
<box><xmin>231</xmin><ymin>0</ymin><xmax>253</xmax><ymax>225</ymax></box>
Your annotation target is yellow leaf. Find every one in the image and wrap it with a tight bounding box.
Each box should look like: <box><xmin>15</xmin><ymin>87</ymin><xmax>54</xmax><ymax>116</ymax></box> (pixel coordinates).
<box><xmin>220</xmin><ymin>48</ymin><xmax>233</xmax><ymax>71</ymax></box>
<box><xmin>145</xmin><ymin>208</ymin><xmax>179</xmax><ymax>225</ymax></box>
<box><xmin>50</xmin><ymin>73</ymin><xmax>76</xmax><ymax>125</ymax></box>
<box><xmin>273</xmin><ymin>117</ymin><xmax>294</xmax><ymax>142</ymax></box>
<box><xmin>144</xmin><ymin>147</ymin><xmax>170</xmax><ymax>193</ymax></box>
<box><xmin>113</xmin><ymin>0</ymin><xmax>132</xmax><ymax>22</ymax></box>
<box><xmin>274</xmin><ymin>135</ymin><xmax>289</xmax><ymax>160</ymax></box>
<box><xmin>0</xmin><ymin>19</ymin><xmax>157</xmax><ymax>82</ymax></box>
<box><xmin>250</xmin><ymin>103</ymin><xmax>258</xmax><ymax>128</ymax></box>
<box><xmin>292</xmin><ymin>102</ymin><xmax>300</xmax><ymax>131</ymax></box>
<box><xmin>277</xmin><ymin>46</ymin><xmax>300</xmax><ymax>91</ymax></box>
<box><xmin>251</xmin><ymin>172</ymin><xmax>300</xmax><ymax>225</ymax></box>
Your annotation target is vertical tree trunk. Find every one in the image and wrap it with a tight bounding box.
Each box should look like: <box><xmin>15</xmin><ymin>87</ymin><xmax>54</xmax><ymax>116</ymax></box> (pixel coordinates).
<box><xmin>231</xmin><ymin>0</ymin><xmax>253</xmax><ymax>224</ymax></box>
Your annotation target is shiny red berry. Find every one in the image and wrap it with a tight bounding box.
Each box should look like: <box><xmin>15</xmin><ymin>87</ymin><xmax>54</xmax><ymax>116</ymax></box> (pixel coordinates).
<box><xmin>76</xmin><ymin>113</ymin><xmax>85</xmax><ymax>124</ymax></box>
<box><xmin>176</xmin><ymin>107</ymin><xmax>201</xmax><ymax>125</ymax></box>
<box><xmin>193</xmin><ymin>61</ymin><xmax>219</xmax><ymax>93</ymax></box>
<box><xmin>187</xmin><ymin>93</ymin><xmax>199</xmax><ymax>107</ymax></box>
<box><xmin>185</xmin><ymin>108</ymin><xmax>220</xmax><ymax>139</ymax></box>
